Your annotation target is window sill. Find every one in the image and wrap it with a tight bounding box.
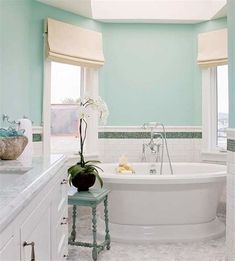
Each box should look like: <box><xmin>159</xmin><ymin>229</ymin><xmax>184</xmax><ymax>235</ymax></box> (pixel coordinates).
<box><xmin>65</xmin><ymin>153</ymin><xmax>99</xmax><ymax>166</ymax></box>
<box><xmin>201</xmin><ymin>150</ymin><xmax>227</xmax><ymax>163</ymax></box>
<box><xmin>51</xmin><ymin>136</ymin><xmax>99</xmax><ymax>165</ymax></box>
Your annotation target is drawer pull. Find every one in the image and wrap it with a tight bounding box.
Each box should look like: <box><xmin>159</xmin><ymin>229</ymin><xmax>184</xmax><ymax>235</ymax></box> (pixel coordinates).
<box><xmin>63</xmin><ymin>254</ymin><xmax>68</xmax><ymax>258</ymax></box>
<box><xmin>61</xmin><ymin>216</ymin><xmax>68</xmax><ymax>225</ymax></box>
<box><xmin>60</xmin><ymin>217</ymin><xmax>68</xmax><ymax>225</ymax></box>
<box><xmin>60</xmin><ymin>179</ymin><xmax>68</xmax><ymax>185</ymax></box>
<box><xmin>23</xmin><ymin>241</ymin><xmax>35</xmax><ymax>261</ymax></box>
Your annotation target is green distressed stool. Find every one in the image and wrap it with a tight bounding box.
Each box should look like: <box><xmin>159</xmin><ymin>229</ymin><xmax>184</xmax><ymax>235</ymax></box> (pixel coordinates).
<box><xmin>68</xmin><ymin>188</ymin><xmax>111</xmax><ymax>261</ymax></box>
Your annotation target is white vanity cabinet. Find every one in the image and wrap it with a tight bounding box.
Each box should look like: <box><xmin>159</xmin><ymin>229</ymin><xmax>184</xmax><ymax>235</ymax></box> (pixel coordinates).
<box><xmin>0</xmin><ymin>158</ymin><xmax>68</xmax><ymax>261</ymax></box>
<box><xmin>0</xmin><ymin>234</ymin><xmax>18</xmax><ymax>261</ymax></box>
<box><xmin>20</xmin><ymin>205</ymin><xmax>51</xmax><ymax>261</ymax></box>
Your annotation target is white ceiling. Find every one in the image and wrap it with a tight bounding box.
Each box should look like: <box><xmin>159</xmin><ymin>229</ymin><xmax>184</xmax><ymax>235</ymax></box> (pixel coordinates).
<box><xmin>37</xmin><ymin>0</ymin><xmax>227</xmax><ymax>24</ymax></box>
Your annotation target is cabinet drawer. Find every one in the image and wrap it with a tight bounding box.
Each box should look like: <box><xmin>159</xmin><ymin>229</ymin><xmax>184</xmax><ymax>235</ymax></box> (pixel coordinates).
<box><xmin>52</xmin><ymin>169</ymin><xmax>68</xmax><ymax>223</ymax></box>
<box><xmin>53</xmin><ymin>206</ymin><xmax>68</xmax><ymax>261</ymax></box>
<box><xmin>20</xmin><ymin>193</ymin><xmax>51</xmax><ymax>261</ymax></box>
<box><xmin>60</xmin><ymin>243</ymin><xmax>68</xmax><ymax>261</ymax></box>
<box><xmin>0</xmin><ymin>236</ymin><xmax>18</xmax><ymax>261</ymax></box>
<box><xmin>0</xmin><ymin>225</ymin><xmax>14</xmax><ymax>250</ymax></box>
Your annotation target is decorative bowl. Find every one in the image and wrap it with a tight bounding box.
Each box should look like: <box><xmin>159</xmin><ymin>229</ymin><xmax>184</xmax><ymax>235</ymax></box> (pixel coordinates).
<box><xmin>0</xmin><ymin>136</ymin><xmax>28</xmax><ymax>160</ymax></box>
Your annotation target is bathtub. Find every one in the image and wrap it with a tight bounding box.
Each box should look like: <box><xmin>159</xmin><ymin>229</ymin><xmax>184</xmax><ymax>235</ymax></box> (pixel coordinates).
<box><xmin>97</xmin><ymin>162</ymin><xmax>226</xmax><ymax>243</ymax></box>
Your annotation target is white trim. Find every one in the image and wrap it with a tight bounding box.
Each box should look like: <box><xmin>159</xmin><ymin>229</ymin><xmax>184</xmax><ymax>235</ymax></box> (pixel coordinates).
<box><xmin>98</xmin><ymin>125</ymin><xmax>202</xmax><ymax>133</ymax></box>
<box><xmin>43</xmin><ymin>60</ymin><xmax>99</xmax><ymax>156</ymax></box>
<box><xmin>201</xmin><ymin>67</ymin><xmax>218</xmax><ymax>152</ymax></box>
<box><xmin>80</xmin><ymin>67</ymin><xmax>85</xmax><ymax>98</ymax></box>
<box><xmin>201</xmin><ymin>151</ymin><xmax>227</xmax><ymax>163</ymax></box>
<box><xmin>33</xmin><ymin>126</ymin><xmax>43</xmax><ymax>134</ymax></box>
<box><xmin>43</xmin><ymin>59</ymin><xmax>51</xmax><ymax>156</ymax></box>
<box><xmin>42</xmin><ymin>21</ymin><xmax>51</xmax><ymax>156</ymax></box>
<box><xmin>84</xmin><ymin>68</ymin><xmax>99</xmax><ymax>156</ymax></box>
<box><xmin>33</xmin><ymin>142</ymin><xmax>43</xmax><ymax>156</ymax></box>
<box><xmin>227</xmin><ymin>128</ymin><xmax>235</xmax><ymax>139</ymax></box>
<box><xmin>201</xmin><ymin>67</ymin><xmax>229</xmax><ymax>163</ymax></box>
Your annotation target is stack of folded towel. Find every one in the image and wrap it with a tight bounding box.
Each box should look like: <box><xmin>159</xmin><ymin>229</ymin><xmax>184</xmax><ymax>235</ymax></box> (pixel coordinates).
<box><xmin>116</xmin><ymin>155</ymin><xmax>135</xmax><ymax>174</ymax></box>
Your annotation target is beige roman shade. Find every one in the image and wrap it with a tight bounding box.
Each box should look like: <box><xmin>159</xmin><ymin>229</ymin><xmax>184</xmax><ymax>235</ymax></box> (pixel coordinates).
<box><xmin>45</xmin><ymin>18</ymin><xmax>104</xmax><ymax>68</ymax></box>
<box><xmin>197</xmin><ymin>28</ymin><xmax>227</xmax><ymax>67</ymax></box>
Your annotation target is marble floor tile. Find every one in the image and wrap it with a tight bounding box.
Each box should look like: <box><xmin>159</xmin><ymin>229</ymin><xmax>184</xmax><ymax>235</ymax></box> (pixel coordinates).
<box><xmin>68</xmin><ymin>207</ymin><xmax>226</xmax><ymax>261</ymax></box>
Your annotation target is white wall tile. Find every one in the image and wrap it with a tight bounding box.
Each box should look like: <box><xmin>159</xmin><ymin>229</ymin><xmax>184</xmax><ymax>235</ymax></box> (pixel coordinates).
<box><xmin>227</xmin><ymin>150</ymin><xmax>235</xmax><ymax>260</ymax></box>
<box><xmin>98</xmin><ymin>138</ymin><xmax>202</xmax><ymax>163</ymax></box>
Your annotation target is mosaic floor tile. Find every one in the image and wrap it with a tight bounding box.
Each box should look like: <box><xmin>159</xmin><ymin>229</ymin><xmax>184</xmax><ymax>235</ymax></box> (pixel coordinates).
<box><xmin>68</xmin><ymin>207</ymin><xmax>226</xmax><ymax>261</ymax></box>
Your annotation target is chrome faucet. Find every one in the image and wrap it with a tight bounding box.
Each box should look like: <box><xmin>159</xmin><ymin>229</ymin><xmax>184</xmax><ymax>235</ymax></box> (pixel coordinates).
<box><xmin>142</xmin><ymin>122</ymin><xmax>173</xmax><ymax>175</ymax></box>
<box><xmin>146</xmin><ymin>131</ymin><xmax>163</xmax><ymax>155</ymax></box>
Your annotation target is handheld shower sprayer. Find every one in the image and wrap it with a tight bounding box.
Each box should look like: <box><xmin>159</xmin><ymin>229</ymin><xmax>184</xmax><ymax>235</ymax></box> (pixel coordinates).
<box><xmin>142</xmin><ymin>122</ymin><xmax>173</xmax><ymax>175</ymax></box>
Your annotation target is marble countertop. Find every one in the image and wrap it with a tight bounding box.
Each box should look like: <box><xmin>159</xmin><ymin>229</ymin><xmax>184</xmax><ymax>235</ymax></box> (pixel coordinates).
<box><xmin>0</xmin><ymin>154</ymin><xmax>67</xmax><ymax>232</ymax></box>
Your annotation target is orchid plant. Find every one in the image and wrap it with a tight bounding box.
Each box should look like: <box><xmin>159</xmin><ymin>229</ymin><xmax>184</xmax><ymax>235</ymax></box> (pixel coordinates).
<box><xmin>68</xmin><ymin>96</ymin><xmax>109</xmax><ymax>187</ymax></box>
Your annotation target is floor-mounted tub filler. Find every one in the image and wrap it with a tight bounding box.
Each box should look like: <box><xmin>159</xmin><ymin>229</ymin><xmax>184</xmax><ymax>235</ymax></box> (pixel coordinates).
<box><xmin>98</xmin><ymin>162</ymin><xmax>226</xmax><ymax>243</ymax></box>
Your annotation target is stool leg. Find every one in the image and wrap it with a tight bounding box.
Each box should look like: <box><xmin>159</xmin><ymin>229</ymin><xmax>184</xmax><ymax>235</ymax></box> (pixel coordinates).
<box><xmin>92</xmin><ymin>207</ymin><xmax>98</xmax><ymax>261</ymax></box>
<box><xmin>70</xmin><ymin>205</ymin><xmax>77</xmax><ymax>242</ymax></box>
<box><xmin>104</xmin><ymin>195</ymin><xmax>111</xmax><ymax>250</ymax></box>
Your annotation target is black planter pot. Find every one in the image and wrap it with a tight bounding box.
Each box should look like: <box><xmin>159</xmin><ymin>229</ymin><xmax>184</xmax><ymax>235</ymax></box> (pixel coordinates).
<box><xmin>72</xmin><ymin>173</ymin><xmax>96</xmax><ymax>191</ymax></box>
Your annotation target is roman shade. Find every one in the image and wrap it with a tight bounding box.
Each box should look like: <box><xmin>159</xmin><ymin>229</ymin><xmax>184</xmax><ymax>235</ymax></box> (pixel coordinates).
<box><xmin>197</xmin><ymin>28</ymin><xmax>227</xmax><ymax>67</ymax></box>
<box><xmin>45</xmin><ymin>18</ymin><xmax>105</xmax><ymax>68</ymax></box>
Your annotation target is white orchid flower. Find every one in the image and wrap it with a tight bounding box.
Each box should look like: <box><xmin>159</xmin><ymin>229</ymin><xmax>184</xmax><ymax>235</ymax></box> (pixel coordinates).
<box><xmin>77</xmin><ymin>96</ymin><xmax>109</xmax><ymax>125</ymax></box>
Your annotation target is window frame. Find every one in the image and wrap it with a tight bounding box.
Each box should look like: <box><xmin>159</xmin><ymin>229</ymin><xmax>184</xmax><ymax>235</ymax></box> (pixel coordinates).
<box><xmin>216</xmin><ymin>65</ymin><xmax>229</xmax><ymax>150</ymax></box>
<box><xmin>50</xmin><ymin>62</ymin><xmax>83</xmax><ymax>137</ymax></box>
<box><xmin>43</xmin><ymin>61</ymin><xmax>99</xmax><ymax>158</ymax></box>
<box><xmin>201</xmin><ymin>66</ymin><xmax>228</xmax><ymax>162</ymax></box>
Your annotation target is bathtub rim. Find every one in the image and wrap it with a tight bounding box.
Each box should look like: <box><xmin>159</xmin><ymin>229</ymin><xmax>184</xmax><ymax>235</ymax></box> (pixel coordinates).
<box><xmin>99</xmin><ymin>162</ymin><xmax>227</xmax><ymax>185</ymax></box>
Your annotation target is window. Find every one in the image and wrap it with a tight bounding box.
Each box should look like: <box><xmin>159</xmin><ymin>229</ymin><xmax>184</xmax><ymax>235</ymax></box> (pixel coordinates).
<box><xmin>50</xmin><ymin>62</ymin><xmax>83</xmax><ymax>154</ymax></box>
<box><xmin>51</xmin><ymin>62</ymin><xmax>82</xmax><ymax>136</ymax></box>
<box><xmin>201</xmin><ymin>64</ymin><xmax>228</xmax><ymax>162</ymax></box>
<box><xmin>216</xmin><ymin>65</ymin><xmax>228</xmax><ymax>149</ymax></box>
<box><xmin>46</xmin><ymin>62</ymin><xmax>99</xmax><ymax>156</ymax></box>
<box><xmin>43</xmin><ymin>18</ymin><xmax>103</xmax><ymax>156</ymax></box>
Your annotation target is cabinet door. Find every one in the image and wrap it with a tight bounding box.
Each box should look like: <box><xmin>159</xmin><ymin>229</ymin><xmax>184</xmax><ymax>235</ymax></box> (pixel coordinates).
<box><xmin>20</xmin><ymin>198</ymin><xmax>51</xmax><ymax>261</ymax></box>
<box><xmin>52</xmin><ymin>207</ymin><xmax>68</xmax><ymax>261</ymax></box>
<box><xmin>51</xmin><ymin>170</ymin><xmax>68</xmax><ymax>261</ymax></box>
<box><xmin>0</xmin><ymin>236</ymin><xmax>18</xmax><ymax>261</ymax></box>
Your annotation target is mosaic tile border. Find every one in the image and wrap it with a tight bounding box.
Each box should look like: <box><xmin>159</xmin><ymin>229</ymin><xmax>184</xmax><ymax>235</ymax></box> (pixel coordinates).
<box><xmin>33</xmin><ymin>133</ymin><xmax>42</xmax><ymax>142</ymax></box>
<box><xmin>98</xmin><ymin>131</ymin><xmax>202</xmax><ymax>139</ymax></box>
<box><xmin>227</xmin><ymin>139</ymin><xmax>235</xmax><ymax>152</ymax></box>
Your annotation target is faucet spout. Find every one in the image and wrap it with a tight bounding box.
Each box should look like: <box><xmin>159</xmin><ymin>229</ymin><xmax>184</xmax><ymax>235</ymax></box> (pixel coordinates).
<box><xmin>141</xmin><ymin>122</ymin><xmax>173</xmax><ymax>175</ymax></box>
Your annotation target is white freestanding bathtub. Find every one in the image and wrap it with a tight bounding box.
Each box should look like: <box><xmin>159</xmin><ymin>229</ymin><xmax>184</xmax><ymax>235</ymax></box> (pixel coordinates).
<box><xmin>97</xmin><ymin>162</ymin><xmax>226</xmax><ymax>243</ymax></box>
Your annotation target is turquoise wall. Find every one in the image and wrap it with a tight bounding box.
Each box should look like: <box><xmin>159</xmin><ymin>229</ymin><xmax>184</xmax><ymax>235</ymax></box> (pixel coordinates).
<box><xmin>228</xmin><ymin>0</ymin><xmax>235</xmax><ymax>128</ymax></box>
<box><xmin>0</xmin><ymin>0</ymin><xmax>101</xmax><ymax>126</ymax></box>
<box><xmin>196</xmin><ymin>17</ymin><xmax>227</xmax><ymax>32</ymax></box>
<box><xmin>0</xmin><ymin>0</ymin><xmax>31</xmax><ymax>126</ymax></box>
<box><xmin>0</xmin><ymin>0</ymin><xmax>228</xmax><ymax>127</ymax></box>
<box><xmin>100</xmin><ymin>23</ymin><xmax>196</xmax><ymax>125</ymax></box>
<box><xmin>100</xmin><ymin>18</ymin><xmax>227</xmax><ymax>126</ymax></box>
<box><xmin>0</xmin><ymin>1</ymin><xmax>3</xmax><ymax>123</ymax></box>
<box><xmin>30</xmin><ymin>0</ymin><xmax>102</xmax><ymax>125</ymax></box>
<box><xmin>100</xmin><ymin>24</ymin><xmax>195</xmax><ymax>125</ymax></box>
